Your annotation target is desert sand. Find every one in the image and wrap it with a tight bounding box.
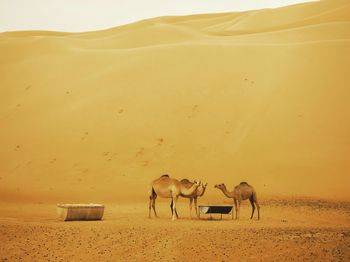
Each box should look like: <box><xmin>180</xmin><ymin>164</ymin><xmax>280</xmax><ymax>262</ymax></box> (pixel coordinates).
<box><xmin>0</xmin><ymin>198</ymin><xmax>349</xmax><ymax>261</ymax></box>
<box><xmin>0</xmin><ymin>0</ymin><xmax>350</xmax><ymax>260</ymax></box>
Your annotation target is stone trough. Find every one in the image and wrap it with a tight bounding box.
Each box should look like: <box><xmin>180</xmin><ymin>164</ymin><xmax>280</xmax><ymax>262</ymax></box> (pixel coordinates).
<box><xmin>56</xmin><ymin>204</ymin><xmax>105</xmax><ymax>221</ymax></box>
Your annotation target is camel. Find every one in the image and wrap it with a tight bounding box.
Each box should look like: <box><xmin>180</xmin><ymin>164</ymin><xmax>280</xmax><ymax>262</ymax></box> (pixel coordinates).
<box><xmin>172</xmin><ymin>179</ymin><xmax>207</xmax><ymax>218</ymax></box>
<box><xmin>214</xmin><ymin>182</ymin><xmax>260</xmax><ymax>220</ymax></box>
<box><xmin>148</xmin><ymin>174</ymin><xmax>201</xmax><ymax>220</ymax></box>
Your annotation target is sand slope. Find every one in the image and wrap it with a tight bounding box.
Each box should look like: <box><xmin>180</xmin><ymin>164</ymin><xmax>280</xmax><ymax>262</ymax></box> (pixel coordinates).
<box><xmin>1</xmin><ymin>0</ymin><xmax>350</xmax><ymax>202</ymax></box>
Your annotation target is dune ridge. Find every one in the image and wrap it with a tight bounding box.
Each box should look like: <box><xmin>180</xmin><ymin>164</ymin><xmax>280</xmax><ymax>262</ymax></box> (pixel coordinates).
<box><xmin>0</xmin><ymin>0</ymin><xmax>350</xmax><ymax>203</ymax></box>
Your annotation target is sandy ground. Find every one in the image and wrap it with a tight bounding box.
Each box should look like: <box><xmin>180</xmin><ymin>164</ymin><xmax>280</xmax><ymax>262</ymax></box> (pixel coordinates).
<box><xmin>1</xmin><ymin>198</ymin><xmax>349</xmax><ymax>261</ymax></box>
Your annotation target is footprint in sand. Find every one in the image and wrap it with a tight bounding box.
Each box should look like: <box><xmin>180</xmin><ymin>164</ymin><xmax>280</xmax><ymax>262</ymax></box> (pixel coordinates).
<box><xmin>81</xmin><ymin>131</ymin><xmax>89</xmax><ymax>140</ymax></box>
<box><xmin>188</xmin><ymin>105</ymin><xmax>199</xmax><ymax>118</ymax></box>
<box><xmin>106</xmin><ymin>153</ymin><xmax>118</xmax><ymax>161</ymax></box>
<box><xmin>157</xmin><ymin>138</ymin><xmax>164</xmax><ymax>146</ymax></box>
<box><xmin>136</xmin><ymin>148</ymin><xmax>144</xmax><ymax>157</ymax></box>
<box><xmin>244</xmin><ymin>78</ymin><xmax>255</xmax><ymax>85</ymax></box>
<box><xmin>142</xmin><ymin>160</ymin><xmax>150</xmax><ymax>167</ymax></box>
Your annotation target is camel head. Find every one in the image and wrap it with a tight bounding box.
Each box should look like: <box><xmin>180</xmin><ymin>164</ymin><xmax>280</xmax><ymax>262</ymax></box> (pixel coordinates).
<box><xmin>193</xmin><ymin>180</ymin><xmax>202</xmax><ymax>187</ymax></box>
<box><xmin>214</xmin><ymin>183</ymin><xmax>226</xmax><ymax>190</ymax></box>
<box><xmin>197</xmin><ymin>182</ymin><xmax>208</xmax><ymax>197</ymax></box>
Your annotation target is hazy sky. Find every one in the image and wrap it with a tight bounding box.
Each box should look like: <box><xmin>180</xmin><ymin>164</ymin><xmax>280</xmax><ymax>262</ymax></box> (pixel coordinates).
<box><xmin>1</xmin><ymin>0</ymin><xmax>316</xmax><ymax>32</ymax></box>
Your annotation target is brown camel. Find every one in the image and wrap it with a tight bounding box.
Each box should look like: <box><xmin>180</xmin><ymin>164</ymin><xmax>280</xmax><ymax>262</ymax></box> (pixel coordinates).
<box><xmin>149</xmin><ymin>174</ymin><xmax>201</xmax><ymax>220</ymax></box>
<box><xmin>214</xmin><ymin>182</ymin><xmax>260</xmax><ymax>220</ymax></box>
<box><xmin>172</xmin><ymin>179</ymin><xmax>207</xmax><ymax>218</ymax></box>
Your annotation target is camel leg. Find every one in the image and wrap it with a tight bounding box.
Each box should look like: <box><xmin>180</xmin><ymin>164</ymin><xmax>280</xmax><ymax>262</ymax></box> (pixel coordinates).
<box><xmin>189</xmin><ymin>198</ymin><xmax>193</xmax><ymax>218</ymax></box>
<box><xmin>152</xmin><ymin>196</ymin><xmax>158</xmax><ymax>218</ymax></box>
<box><xmin>175</xmin><ymin>207</ymin><xmax>179</xmax><ymax>219</ymax></box>
<box><xmin>249</xmin><ymin>196</ymin><xmax>256</xmax><ymax>219</ymax></box>
<box><xmin>194</xmin><ymin>198</ymin><xmax>199</xmax><ymax>218</ymax></box>
<box><xmin>255</xmin><ymin>200</ymin><xmax>260</xmax><ymax>220</ymax></box>
<box><xmin>170</xmin><ymin>199</ymin><xmax>173</xmax><ymax>216</ymax></box>
<box><xmin>238</xmin><ymin>200</ymin><xmax>241</xmax><ymax>220</ymax></box>
<box><xmin>148</xmin><ymin>196</ymin><xmax>152</xmax><ymax>218</ymax></box>
<box><xmin>236</xmin><ymin>199</ymin><xmax>241</xmax><ymax>220</ymax></box>
<box><xmin>234</xmin><ymin>199</ymin><xmax>238</xmax><ymax>220</ymax></box>
<box><xmin>170</xmin><ymin>200</ymin><xmax>179</xmax><ymax>218</ymax></box>
<box><xmin>172</xmin><ymin>196</ymin><xmax>178</xmax><ymax>220</ymax></box>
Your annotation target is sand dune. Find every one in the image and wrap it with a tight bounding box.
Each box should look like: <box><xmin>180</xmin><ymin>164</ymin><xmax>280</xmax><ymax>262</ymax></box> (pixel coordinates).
<box><xmin>1</xmin><ymin>0</ymin><xmax>350</xmax><ymax>205</ymax></box>
<box><xmin>1</xmin><ymin>1</ymin><xmax>350</xmax><ymax>261</ymax></box>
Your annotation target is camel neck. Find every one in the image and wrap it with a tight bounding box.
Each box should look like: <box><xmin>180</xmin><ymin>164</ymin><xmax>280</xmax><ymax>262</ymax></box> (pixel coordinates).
<box><xmin>198</xmin><ymin>186</ymin><xmax>206</xmax><ymax>197</ymax></box>
<box><xmin>180</xmin><ymin>183</ymin><xmax>198</xmax><ymax>196</ymax></box>
<box><xmin>221</xmin><ymin>187</ymin><xmax>233</xmax><ymax>198</ymax></box>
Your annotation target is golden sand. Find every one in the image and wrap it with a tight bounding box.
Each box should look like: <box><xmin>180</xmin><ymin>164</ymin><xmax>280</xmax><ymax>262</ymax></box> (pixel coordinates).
<box><xmin>0</xmin><ymin>0</ymin><xmax>350</xmax><ymax>260</ymax></box>
<box><xmin>1</xmin><ymin>0</ymin><xmax>350</xmax><ymax>202</ymax></box>
<box><xmin>0</xmin><ymin>199</ymin><xmax>349</xmax><ymax>261</ymax></box>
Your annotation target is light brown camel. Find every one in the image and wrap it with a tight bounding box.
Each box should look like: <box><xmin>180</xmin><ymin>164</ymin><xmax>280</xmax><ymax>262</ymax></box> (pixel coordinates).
<box><xmin>215</xmin><ymin>182</ymin><xmax>260</xmax><ymax>220</ymax></box>
<box><xmin>149</xmin><ymin>174</ymin><xmax>201</xmax><ymax>220</ymax></box>
<box><xmin>173</xmin><ymin>179</ymin><xmax>207</xmax><ymax>218</ymax></box>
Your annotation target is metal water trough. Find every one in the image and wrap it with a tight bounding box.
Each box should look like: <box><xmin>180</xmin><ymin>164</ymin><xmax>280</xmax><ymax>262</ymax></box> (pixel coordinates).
<box><xmin>57</xmin><ymin>204</ymin><xmax>105</xmax><ymax>221</ymax></box>
<box><xmin>198</xmin><ymin>205</ymin><xmax>234</xmax><ymax>220</ymax></box>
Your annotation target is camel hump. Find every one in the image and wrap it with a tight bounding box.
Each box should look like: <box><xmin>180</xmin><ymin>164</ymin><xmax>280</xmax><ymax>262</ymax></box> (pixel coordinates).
<box><xmin>160</xmin><ymin>174</ymin><xmax>169</xmax><ymax>178</ymax></box>
<box><xmin>240</xmin><ymin>181</ymin><xmax>249</xmax><ymax>185</ymax></box>
<box><xmin>180</xmin><ymin>179</ymin><xmax>191</xmax><ymax>183</ymax></box>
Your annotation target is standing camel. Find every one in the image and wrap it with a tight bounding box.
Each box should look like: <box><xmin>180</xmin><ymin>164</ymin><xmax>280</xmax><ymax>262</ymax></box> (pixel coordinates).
<box><xmin>173</xmin><ymin>179</ymin><xmax>207</xmax><ymax>218</ymax></box>
<box><xmin>215</xmin><ymin>182</ymin><xmax>260</xmax><ymax>220</ymax></box>
<box><xmin>149</xmin><ymin>174</ymin><xmax>201</xmax><ymax>220</ymax></box>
